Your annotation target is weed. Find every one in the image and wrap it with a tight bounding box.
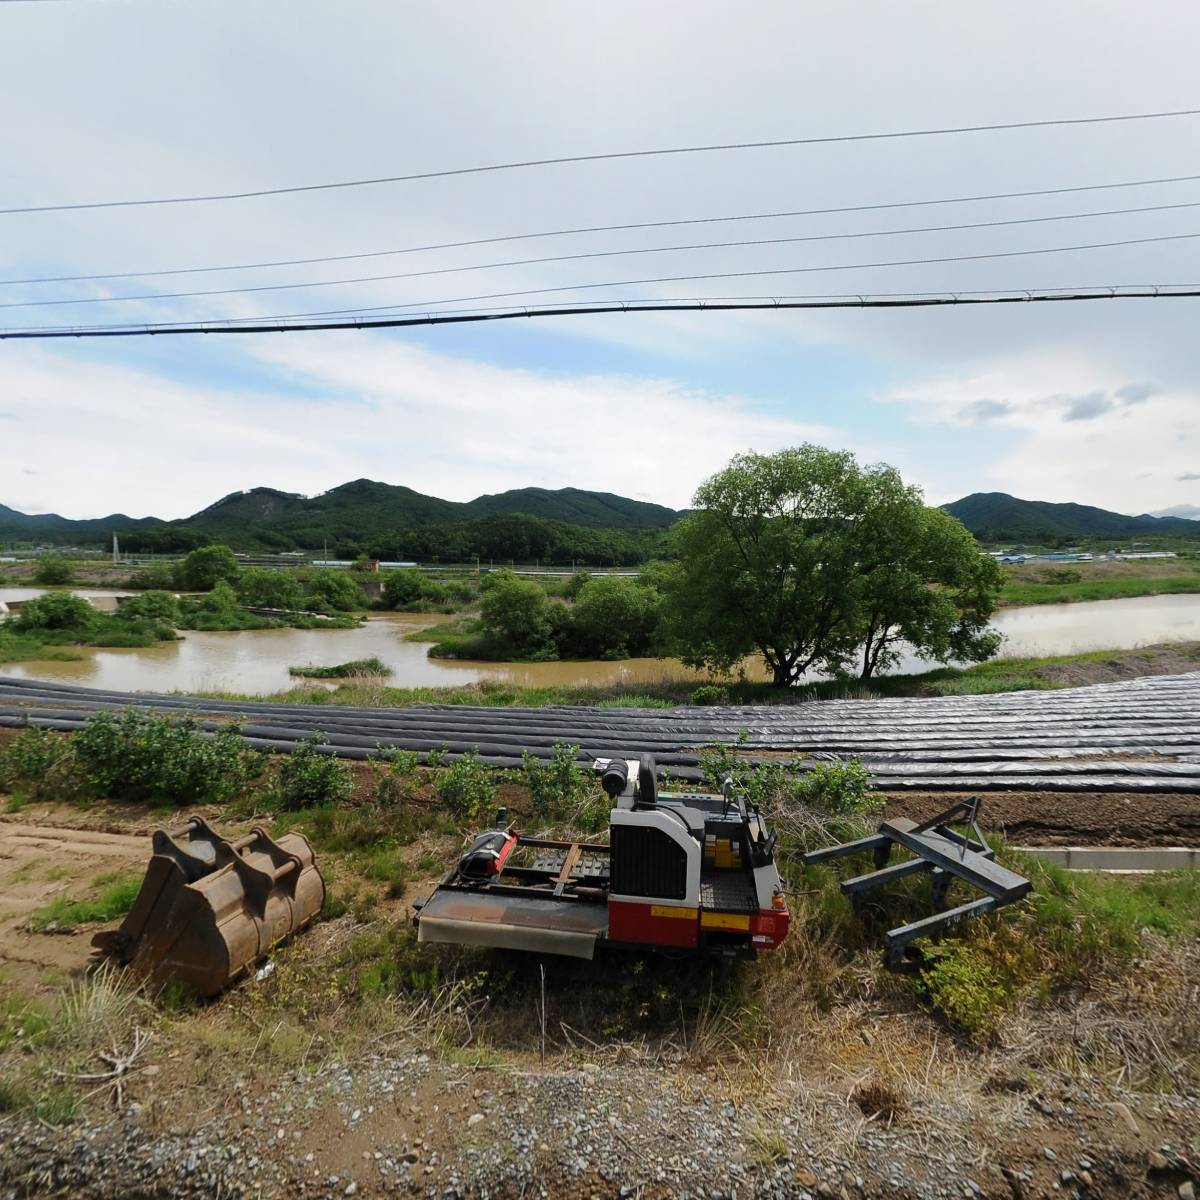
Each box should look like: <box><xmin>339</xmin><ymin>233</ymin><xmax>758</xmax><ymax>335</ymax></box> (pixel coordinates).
<box><xmin>690</xmin><ymin>683</ymin><xmax>730</xmax><ymax>706</ymax></box>
<box><xmin>0</xmin><ymin>996</ymin><xmax>50</xmax><ymax>1050</ymax></box>
<box><xmin>0</xmin><ymin>725</ymin><xmax>78</xmax><ymax>801</ymax></box>
<box><xmin>915</xmin><ymin>942</ymin><xmax>1011</xmax><ymax>1038</ymax></box>
<box><xmin>28</xmin><ymin>873</ymin><xmax>141</xmax><ymax>932</ymax></box>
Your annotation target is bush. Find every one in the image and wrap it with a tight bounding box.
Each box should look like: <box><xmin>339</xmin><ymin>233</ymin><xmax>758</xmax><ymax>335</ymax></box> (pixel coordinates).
<box><xmin>690</xmin><ymin>684</ymin><xmax>729</xmax><ymax>706</ymax></box>
<box><xmin>566</xmin><ymin>576</ymin><xmax>661</xmax><ymax>658</ymax></box>
<box><xmin>124</xmin><ymin>563</ymin><xmax>176</xmax><ymax>590</ymax></box>
<box><xmin>72</xmin><ymin>709</ymin><xmax>262</xmax><ymax>805</ymax></box>
<box><xmin>1040</xmin><ymin>567</ymin><xmax>1083</xmax><ymax>584</ymax></box>
<box><xmin>916</xmin><ymin>942</ymin><xmax>1012</xmax><ymax>1037</ymax></box>
<box><xmin>0</xmin><ymin>726</ymin><xmax>77</xmax><ymax>801</ymax></box>
<box><xmin>274</xmin><ymin>737</ymin><xmax>355</xmax><ymax>811</ymax></box>
<box><xmin>798</xmin><ymin>758</ymin><xmax>878</xmax><ymax>817</ymax></box>
<box><xmin>117</xmin><ymin>590</ymin><xmax>181</xmax><ymax>624</ymax></box>
<box><xmin>176</xmin><ymin>544</ymin><xmax>239</xmax><ymax>591</ymax></box>
<box><xmin>14</xmin><ymin>592</ymin><xmax>94</xmax><ymax>633</ymax></box>
<box><xmin>432</xmin><ymin>750</ymin><xmax>496</xmax><ymax>821</ymax></box>
<box><xmin>478</xmin><ymin>570</ymin><xmax>555</xmax><ymax>657</ymax></box>
<box><xmin>522</xmin><ymin>742</ymin><xmax>589</xmax><ymax>822</ymax></box>
<box><xmin>307</xmin><ymin>568</ymin><xmax>362</xmax><ymax>612</ymax></box>
<box><xmin>380</xmin><ymin>569</ymin><xmax>428</xmax><ymax>610</ymax></box>
<box><xmin>236</xmin><ymin>568</ymin><xmax>304</xmax><ymax>611</ymax></box>
<box><xmin>32</xmin><ymin>555</ymin><xmax>74</xmax><ymax>585</ymax></box>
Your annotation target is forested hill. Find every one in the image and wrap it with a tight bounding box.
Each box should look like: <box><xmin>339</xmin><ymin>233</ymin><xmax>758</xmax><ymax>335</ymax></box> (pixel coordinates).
<box><xmin>0</xmin><ymin>480</ymin><xmax>683</xmax><ymax>563</ymax></box>
<box><xmin>943</xmin><ymin>492</ymin><xmax>1200</xmax><ymax>542</ymax></box>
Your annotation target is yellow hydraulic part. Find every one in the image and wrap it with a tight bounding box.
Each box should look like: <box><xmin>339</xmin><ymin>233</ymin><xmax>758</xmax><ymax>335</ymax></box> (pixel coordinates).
<box><xmin>92</xmin><ymin>816</ymin><xmax>325</xmax><ymax>998</ymax></box>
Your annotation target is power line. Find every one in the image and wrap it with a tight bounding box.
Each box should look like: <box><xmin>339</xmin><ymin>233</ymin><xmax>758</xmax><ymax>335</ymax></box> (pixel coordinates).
<box><xmin>31</xmin><ymin>229</ymin><xmax>1198</xmax><ymax>325</ymax></box>
<box><xmin>7</xmin><ymin>219</ymin><xmax>1200</xmax><ymax>312</ymax></box>
<box><xmin>5</xmin><ymin>107</ymin><xmax>1200</xmax><ymax>216</ymax></box>
<box><xmin>2</xmin><ymin>287</ymin><xmax>1196</xmax><ymax>339</ymax></box>
<box><xmin>7</xmin><ymin>183</ymin><xmax>1200</xmax><ymax>289</ymax></box>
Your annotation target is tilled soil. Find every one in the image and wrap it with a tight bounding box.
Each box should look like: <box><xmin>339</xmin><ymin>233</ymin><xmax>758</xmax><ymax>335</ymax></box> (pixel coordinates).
<box><xmin>884</xmin><ymin>790</ymin><xmax>1200</xmax><ymax>846</ymax></box>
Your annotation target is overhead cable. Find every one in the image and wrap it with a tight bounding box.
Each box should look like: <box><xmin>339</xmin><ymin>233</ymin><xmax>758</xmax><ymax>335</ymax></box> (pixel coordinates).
<box><xmin>4</xmin><ymin>227</ymin><xmax>1200</xmax><ymax>311</ymax></box>
<box><xmin>1</xmin><ymin>286</ymin><xmax>1196</xmax><ymax>340</ymax></box>
<box><xmin>7</xmin><ymin>172</ymin><xmax>1200</xmax><ymax>287</ymax></box>
<box><xmin>6</xmin><ymin>192</ymin><xmax>1200</xmax><ymax>295</ymax></box>
<box><xmin>4</xmin><ymin>107</ymin><xmax>1199</xmax><ymax>216</ymax></box>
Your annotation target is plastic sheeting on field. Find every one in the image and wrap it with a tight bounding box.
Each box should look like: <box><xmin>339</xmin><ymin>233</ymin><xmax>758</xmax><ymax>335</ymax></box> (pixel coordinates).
<box><xmin>1</xmin><ymin>672</ymin><xmax>1199</xmax><ymax>793</ymax></box>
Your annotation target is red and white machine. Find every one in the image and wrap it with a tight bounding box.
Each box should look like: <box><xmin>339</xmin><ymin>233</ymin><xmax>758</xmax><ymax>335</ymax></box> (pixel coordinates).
<box><xmin>414</xmin><ymin>754</ymin><xmax>789</xmax><ymax>960</ymax></box>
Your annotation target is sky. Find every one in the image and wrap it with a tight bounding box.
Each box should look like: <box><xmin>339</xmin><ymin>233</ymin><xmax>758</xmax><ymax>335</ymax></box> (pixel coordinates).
<box><xmin>2</xmin><ymin>0</ymin><xmax>1200</xmax><ymax>521</ymax></box>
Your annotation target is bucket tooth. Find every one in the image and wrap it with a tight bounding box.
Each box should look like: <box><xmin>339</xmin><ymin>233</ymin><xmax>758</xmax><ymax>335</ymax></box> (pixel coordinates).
<box><xmin>92</xmin><ymin>820</ymin><xmax>325</xmax><ymax>998</ymax></box>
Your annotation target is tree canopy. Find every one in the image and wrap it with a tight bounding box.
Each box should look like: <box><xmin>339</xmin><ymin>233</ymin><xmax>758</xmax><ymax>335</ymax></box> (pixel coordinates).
<box><xmin>661</xmin><ymin>445</ymin><xmax>1003</xmax><ymax>686</ymax></box>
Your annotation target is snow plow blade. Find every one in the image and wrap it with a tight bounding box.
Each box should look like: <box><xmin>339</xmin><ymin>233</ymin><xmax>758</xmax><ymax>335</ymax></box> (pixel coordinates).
<box><xmin>91</xmin><ymin>816</ymin><xmax>325</xmax><ymax>998</ymax></box>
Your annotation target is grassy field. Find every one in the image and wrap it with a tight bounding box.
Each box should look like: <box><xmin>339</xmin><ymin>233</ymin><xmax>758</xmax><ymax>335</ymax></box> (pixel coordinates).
<box><xmin>999</xmin><ymin>556</ymin><xmax>1200</xmax><ymax>606</ymax></box>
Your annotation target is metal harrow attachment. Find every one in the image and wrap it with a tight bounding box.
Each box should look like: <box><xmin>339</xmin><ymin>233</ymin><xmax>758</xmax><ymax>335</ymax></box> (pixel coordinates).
<box><xmin>802</xmin><ymin>798</ymin><xmax>1031</xmax><ymax>969</ymax></box>
<box><xmin>92</xmin><ymin>817</ymin><xmax>325</xmax><ymax>998</ymax></box>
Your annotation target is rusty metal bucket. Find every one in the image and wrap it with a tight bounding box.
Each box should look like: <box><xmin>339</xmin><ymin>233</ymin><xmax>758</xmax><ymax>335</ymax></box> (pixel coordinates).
<box><xmin>92</xmin><ymin>817</ymin><xmax>325</xmax><ymax>998</ymax></box>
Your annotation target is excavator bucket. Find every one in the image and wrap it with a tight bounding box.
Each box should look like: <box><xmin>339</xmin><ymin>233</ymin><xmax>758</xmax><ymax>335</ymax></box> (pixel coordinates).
<box><xmin>92</xmin><ymin>817</ymin><xmax>325</xmax><ymax>998</ymax></box>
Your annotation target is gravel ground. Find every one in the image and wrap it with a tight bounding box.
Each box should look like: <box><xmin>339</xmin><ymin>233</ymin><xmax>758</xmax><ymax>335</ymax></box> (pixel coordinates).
<box><xmin>3</xmin><ymin>1044</ymin><xmax>1198</xmax><ymax>1200</ymax></box>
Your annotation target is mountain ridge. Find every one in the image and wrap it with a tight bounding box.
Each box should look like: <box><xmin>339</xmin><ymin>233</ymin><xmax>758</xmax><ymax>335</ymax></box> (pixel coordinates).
<box><xmin>942</xmin><ymin>491</ymin><xmax>1200</xmax><ymax>542</ymax></box>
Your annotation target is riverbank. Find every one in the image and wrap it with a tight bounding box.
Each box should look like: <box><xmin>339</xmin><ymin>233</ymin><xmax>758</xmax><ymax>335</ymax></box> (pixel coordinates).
<box><xmin>999</xmin><ymin>555</ymin><xmax>1200</xmax><ymax>606</ymax></box>
<box><xmin>193</xmin><ymin>639</ymin><xmax>1200</xmax><ymax>708</ymax></box>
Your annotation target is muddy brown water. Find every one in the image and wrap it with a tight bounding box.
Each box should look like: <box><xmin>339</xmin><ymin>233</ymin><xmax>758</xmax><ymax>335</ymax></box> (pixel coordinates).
<box><xmin>2</xmin><ymin>590</ymin><xmax>1200</xmax><ymax>696</ymax></box>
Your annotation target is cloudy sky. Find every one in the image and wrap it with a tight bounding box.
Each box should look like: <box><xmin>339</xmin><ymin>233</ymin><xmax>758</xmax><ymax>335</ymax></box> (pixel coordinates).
<box><xmin>2</xmin><ymin>0</ymin><xmax>1199</xmax><ymax>520</ymax></box>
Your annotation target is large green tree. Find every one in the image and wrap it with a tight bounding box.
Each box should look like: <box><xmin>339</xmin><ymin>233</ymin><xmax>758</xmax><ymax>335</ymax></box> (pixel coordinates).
<box><xmin>175</xmin><ymin>544</ymin><xmax>240</xmax><ymax>591</ymax></box>
<box><xmin>663</xmin><ymin>445</ymin><xmax>1002</xmax><ymax>687</ymax></box>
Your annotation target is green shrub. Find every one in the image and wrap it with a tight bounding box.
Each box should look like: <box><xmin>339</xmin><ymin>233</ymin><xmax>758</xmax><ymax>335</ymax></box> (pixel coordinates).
<box><xmin>116</xmin><ymin>590</ymin><xmax>181</xmax><ymax>624</ymax></box>
<box><xmin>433</xmin><ymin>750</ymin><xmax>496</xmax><ymax>821</ymax></box>
<box><xmin>176</xmin><ymin>544</ymin><xmax>239</xmax><ymax>591</ymax></box>
<box><xmin>72</xmin><ymin>709</ymin><xmax>262</xmax><ymax>805</ymax></box>
<box><xmin>523</xmin><ymin>742</ymin><xmax>589</xmax><ymax>822</ymax></box>
<box><xmin>124</xmin><ymin>563</ymin><xmax>176</xmax><ymax>590</ymax></box>
<box><xmin>307</xmin><ymin>568</ymin><xmax>363</xmax><ymax>612</ymax></box>
<box><xmin>916</xmin><ymin>942</ymin><xmax>1012</xmax><ymax>1037</ymax></box>
<box><xmin>690</xmin><ymin>684</ymin><xmax>729</xmax><ymax>706</ymax></box>
<box><xmin>236</xmin><ymin>568</ymin><xmax>305</xmax><ymax>611</ymax></box>
<box><xmin>274</xmin><ymin>737</ymin><xmax>355</xmax><ymax>811</ymax></box>
<box><xmin>14</xmin><ymin>591</ymin><xmax>94</xmax><ymax>633</ymax></box>
<box><xmin>32</xmin><ymin>555</ymin><xmax>74</xmax><ymax>585</ymax></box>
<box><xmin>566</xmin><ymin>575</ymin><xmax>661</xmax><ymax>659</ymax></box>
<box><xmin>798</xmin><ymin>758</ymin><xmax>878</xmax><ymax>817</ymax></box>
<box><xmin>0</xmin><ymin>726</ymin><xmax>77</xmax><ymax>801</ymax></box>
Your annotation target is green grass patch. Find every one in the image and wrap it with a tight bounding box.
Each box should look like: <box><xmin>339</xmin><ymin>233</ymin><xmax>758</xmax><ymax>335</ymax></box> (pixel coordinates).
<box><xmin>1001</xmin><ymin>572</ymin><xmax>1200</xmax><ymax>606</ymax></box>
<box><xmin>288</xmin><ymin>656</ymin><xmax>392</xmax><ymax>678</ymax></box>
<box><xmin>28</xmin><ymin>871</ymin><xmax>141</xmax><ymax>931</ymax></box>
<box><xmin>0</xmin><ymin>629</ymin><xmax>86</xmax><ymax>664</ymax></box>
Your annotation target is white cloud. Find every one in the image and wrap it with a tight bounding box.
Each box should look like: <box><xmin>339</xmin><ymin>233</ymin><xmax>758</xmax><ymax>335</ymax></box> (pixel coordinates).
<box><xmin>889</xmin><ymin>353</ymin><xmax>1200</xmax><ymax>512</ymax></box>
<box><xmin>0</xmin><ymin>338</ymin><xmax>845</xmax><ymax>518</ymax></box>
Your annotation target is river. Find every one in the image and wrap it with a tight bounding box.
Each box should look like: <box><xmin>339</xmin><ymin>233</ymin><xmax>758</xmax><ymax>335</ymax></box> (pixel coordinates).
<box><xmin>2</xmin><ymin>590</ymin><xmax>1200</xmax><ymax>696</ymax></box>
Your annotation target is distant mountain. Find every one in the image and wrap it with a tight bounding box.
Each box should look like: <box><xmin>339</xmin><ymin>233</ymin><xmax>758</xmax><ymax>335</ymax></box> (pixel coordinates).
<box><xmin>0</xmin><ymin>480</ymin><xmax>683</xmax><ymax>555</ymax></box>
<box><xmin>464</xmin><ymin>487</ymin><xmax>679</xmax><ymax>530</ymax></box>
<box><xmin>0</xmin><ymin>501</ymin><xmax>164</xmax><ymax>542</ymax></box>
<box><xmin>942</xmin><ymin>492</ymin><xmax>1200</xmax><ymax>542</ymax></box>
<box><xmin>1150</xmin><ymin>504</ymin><xmax>1200</xmax><ymax>521</ymax></box>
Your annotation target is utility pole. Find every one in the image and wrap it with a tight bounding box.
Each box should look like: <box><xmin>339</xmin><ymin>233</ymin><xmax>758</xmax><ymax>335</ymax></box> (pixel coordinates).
<box><xmin>112</xmin><ymin>533</ymin><xmax>119</xmax><ymax>565</ymax></box>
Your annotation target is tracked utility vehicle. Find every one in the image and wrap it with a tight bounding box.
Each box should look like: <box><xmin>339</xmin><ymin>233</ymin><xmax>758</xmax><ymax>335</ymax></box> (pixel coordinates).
<box><xmin>414</xmin><ymin>755</ymin><xmax>790</xmax><ymax>960</ymax></box>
